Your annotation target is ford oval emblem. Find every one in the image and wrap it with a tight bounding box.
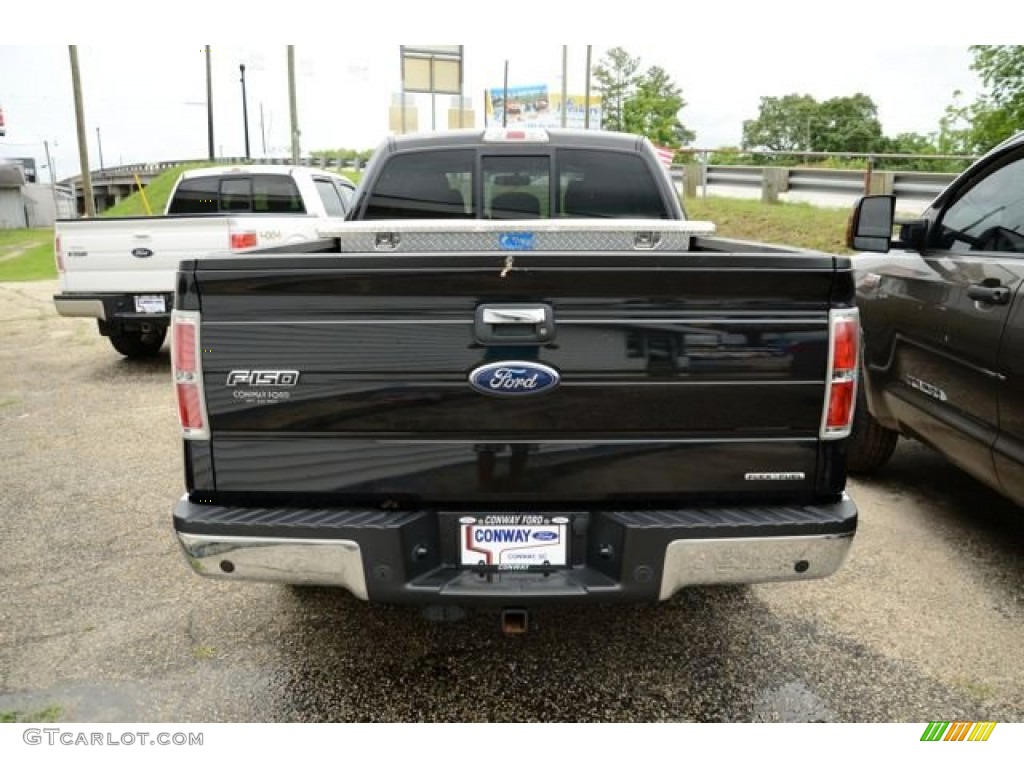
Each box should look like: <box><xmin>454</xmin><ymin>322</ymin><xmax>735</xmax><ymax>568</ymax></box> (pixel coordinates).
<box><xmin>468</xmin><ymin>361</ymin><xmax>560</xmax><ymax>397</ymax></box>
<box><xmin>132</xmin><ymin>247</ymin><xmax>154</xmax><ymax>259</ymax></box>
<box><xmin>532</xmin><ymin>531</ymin><xmax>558</xmax><ymax>542</ymax></box>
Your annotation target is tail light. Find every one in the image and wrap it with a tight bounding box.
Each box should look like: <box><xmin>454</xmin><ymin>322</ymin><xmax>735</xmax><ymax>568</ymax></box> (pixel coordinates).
<box><xmin>55</xmin><ymin>234</ymin><xmax>65</xmax><ymax>274</ymax></box>
<box><xmin>230</xmin><ymin>231</ymin><xmax>258</xmax><ymax>250</ymax></box>
<box><xmin>821</xmin><ymin>308</ymin><xmax>860</xmax><ymax>439</ymax></box>
<box><xmin>171</xmin><ymin>310</ymin><xmax>209</xmax><ymax>440</ymax></box>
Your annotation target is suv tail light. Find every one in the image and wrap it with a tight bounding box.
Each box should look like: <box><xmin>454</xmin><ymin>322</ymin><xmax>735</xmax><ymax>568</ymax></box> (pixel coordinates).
<box><xmin>171</xmin><ymin>310</ymin><xmax>209</xmax><ymax>440</ymax></box>
<box><xmin>821</xmin><ymin>308</ymin><xmax>860</xmax><ymax>439</ymax></box>
<box><xmin>55</xmin><ymin>234</ymin><xmax>64</xmax><ymax>274</ymax></box>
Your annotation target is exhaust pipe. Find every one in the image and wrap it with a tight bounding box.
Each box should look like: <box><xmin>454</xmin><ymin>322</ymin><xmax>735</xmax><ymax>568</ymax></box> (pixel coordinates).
<box><xmin>500</xmin><ymin>608</ymin><xmax>529</xmax><ymax>635</ymax></box>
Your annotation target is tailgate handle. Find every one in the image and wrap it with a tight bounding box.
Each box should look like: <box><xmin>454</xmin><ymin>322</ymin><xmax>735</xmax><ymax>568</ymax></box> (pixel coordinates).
<box><xmin>482</xmin><ymin>308</ymin><xmax>546</xmax><ymax>324</ymax></box>
<box><xmin>475</xmin><ymin>304</ymin><xmax>555</xmax><ymax>345</ymax></box>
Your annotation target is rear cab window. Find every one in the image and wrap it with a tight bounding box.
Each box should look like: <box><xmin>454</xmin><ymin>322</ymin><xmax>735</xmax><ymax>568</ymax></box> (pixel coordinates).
<box><xmin>558</xmin><ymin>149</ymin><xmax>669</xmax><ymax>218</ymax></box>
<box><xmin>363</xmin><ymin>150</ymin><xmax>474</xmax><ymax>219</ymax></box>
<box><xmin>359</xmin><ymin>146</ymin><xmax>669</xmax><ymax>220</ymax></box>
<box><xmin>168</xmin><ymin>174</ymin><xmax>307</xmax><ymax>215</ymax></box>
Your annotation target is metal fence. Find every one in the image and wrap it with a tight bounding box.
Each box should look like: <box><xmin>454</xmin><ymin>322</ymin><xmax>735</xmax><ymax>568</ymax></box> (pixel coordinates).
<box><xmin>671</xmin><ymin>147</ymin><xmax>974</xmax><ymax>211</ymax></box>
<box><xmin>674</xmin><ymin>165</ymin><xmax>959</xmax><ymax>211</ymax></box>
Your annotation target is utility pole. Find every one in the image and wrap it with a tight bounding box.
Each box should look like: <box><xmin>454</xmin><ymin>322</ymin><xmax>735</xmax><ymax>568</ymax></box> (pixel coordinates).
<box><xmin>287</xmin><ymin>46</ymin><xmax>300</xmax><ymax>164</ymax></box>
<box><xmin>239</xmin><ymin>63</ymin><xmax>251</xmax><ymax>160</ymax></box>
<box><xmin>584</xmin><ymin>45</ymin><xmax>593</xmax><ymax>130</ymax></box>
<box><xmin>502</xmin><ymin>60</ymin><xmax>509</xmax><ymax>128</ymax></box>
<box><xmin>260</xmin><ymin>102</ymin><xmax>267</xmax><ymax>155</ymax></box>
<box><xmin>458</xmin><ymin>45</ymin><xmax>465</xmax><ymax>129</ymax></box>
<box><xmin>44</xmin><ymin>140</ymin><xmax>59</xmax><ymax>219</ymax></box>
<box><xmin>560</xmin><ymin>45</ymin><xmax>568</xmax><ymax>128</ymax></box>
<box><xmin>68</xmin><ymin>45</ymin><xmax>95</xmax><ymax>217</ymax></box>
<box><xmin>96</xmin><ymin>126</ymin><xmax>104</xmax><ymax>170</ymax></box>
<box><xmin>205</xmin><ymin>46</ymin><xmax>215</xmax><ymax>160</ymax></box>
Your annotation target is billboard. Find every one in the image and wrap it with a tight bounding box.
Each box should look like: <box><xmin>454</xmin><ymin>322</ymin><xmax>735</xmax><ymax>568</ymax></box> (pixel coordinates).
<box><xmin>486</xmin><ymin>85</ymin><xmax>602</xmax><ymax>130</ymax></box>
<box><xmin>401</xmin><ymin>46</ymin><xmax>463</xmax><ymax>95</ymax></box>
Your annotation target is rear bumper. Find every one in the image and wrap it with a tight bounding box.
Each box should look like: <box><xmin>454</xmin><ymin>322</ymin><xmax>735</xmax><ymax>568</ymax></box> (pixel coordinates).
<box><xmin>53</xmin><ymin>292</ymin><xmax>172</xmax><ymax>326</ymax></box>
<box><xmin>173</xmin><ymin>494</ymin><xmax>856</xmax><ymax>605</ymax></box>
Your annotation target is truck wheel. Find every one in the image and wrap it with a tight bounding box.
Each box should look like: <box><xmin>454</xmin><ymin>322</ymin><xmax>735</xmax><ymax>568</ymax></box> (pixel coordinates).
<box><xmin>846</xmin><ymin>385</ymin><xmax>898</xmax><ymax>474</ymax></box>
<box><xmin>108</xmin><ymin>327</ymin><xmax>167</xmax><ymax>358</ymax></box>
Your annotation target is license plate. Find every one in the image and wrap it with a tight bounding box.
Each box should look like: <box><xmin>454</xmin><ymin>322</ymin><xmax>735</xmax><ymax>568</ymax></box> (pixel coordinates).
<box><xmin>134</xmin><ymin>295</ymin><xmax>166</xmax><ymax>314</ymax></box>
<box><xmin>459</xmin><ymin>515</ymin><xmax>568</xmax><ymax>570</ymax></box>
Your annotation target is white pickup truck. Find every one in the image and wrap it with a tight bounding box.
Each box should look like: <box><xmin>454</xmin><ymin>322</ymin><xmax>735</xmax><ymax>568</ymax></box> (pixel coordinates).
<box><xmin>53</xmin><ymin>165</ymin><xmax>356</xmax><ymax>357</ymax></box>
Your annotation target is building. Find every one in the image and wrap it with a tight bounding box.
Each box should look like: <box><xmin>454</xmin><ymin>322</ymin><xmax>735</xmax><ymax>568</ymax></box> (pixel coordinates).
<box><xmin>0</xmin><ymin>161</ymin><xmax>76</xmax><ymax>228</ymax></box>
<box><xmin>0</xmin><ymin>163</ymin><xmax>27</xmax><ymax>228</ymax></box>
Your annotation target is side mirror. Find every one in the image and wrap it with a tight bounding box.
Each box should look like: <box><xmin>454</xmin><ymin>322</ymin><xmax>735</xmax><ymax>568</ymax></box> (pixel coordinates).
<box><xmin>847</xmin><ymin>195</ymin><xmax>895</xmax><ymax>252</ymax></box>
<box><xmin>897</xmin><ymin>219</ymin><xmax>928</xmax><ymax>252</ymax></box>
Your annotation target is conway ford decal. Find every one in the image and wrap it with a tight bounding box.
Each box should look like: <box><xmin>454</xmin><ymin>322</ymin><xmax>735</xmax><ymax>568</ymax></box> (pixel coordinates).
<box><xmin>468</xmin><ymin>361</ymin><xmax>560</xmax><ymax>396</ymax></box>
<box><xmin>498</xmin><ymin>232</ymin><xmax>535</xmax><ymax>251</ymax></box>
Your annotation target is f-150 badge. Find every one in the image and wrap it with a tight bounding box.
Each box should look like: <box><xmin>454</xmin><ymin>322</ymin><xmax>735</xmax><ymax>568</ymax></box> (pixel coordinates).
<box><xmin>468</xmin><ymin>361</ymin><xmax>560</xmax><ymax>396</ymax></box>
<box><xmin>226</xmin><ymin>370</ymin><xmax>300</xmax><ymax>386</ymax></box>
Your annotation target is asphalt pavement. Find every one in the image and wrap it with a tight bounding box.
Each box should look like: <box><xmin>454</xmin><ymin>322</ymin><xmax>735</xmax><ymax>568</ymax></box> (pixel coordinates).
<box><xmin>1</xmin><ymin>280</ymin><xmax>1021</xmax><ymax>723</ymax></box>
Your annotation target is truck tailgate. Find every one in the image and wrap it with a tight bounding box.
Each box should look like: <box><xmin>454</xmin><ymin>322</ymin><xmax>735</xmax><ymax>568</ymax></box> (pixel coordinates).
<box><xmin>58</xmin><ymin>216</ymin><xmax>238</xmax><ymax>294</ymax></box>
<box><xmin>189</xmin><ymin>251</ymin><xmax>845</xmax><ymax>504</ymax></box>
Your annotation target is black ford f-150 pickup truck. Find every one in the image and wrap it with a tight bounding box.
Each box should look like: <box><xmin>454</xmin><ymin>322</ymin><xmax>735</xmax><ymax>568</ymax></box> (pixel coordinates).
<box><xmin>847</xmin><ymin>130</ymin><xmax>1024</xmax><ymax>507</ymax></box>
<box><xmin>170</xmin><ymin>128</ymin><xmax>860</xmax><ymax>627</ymax></box>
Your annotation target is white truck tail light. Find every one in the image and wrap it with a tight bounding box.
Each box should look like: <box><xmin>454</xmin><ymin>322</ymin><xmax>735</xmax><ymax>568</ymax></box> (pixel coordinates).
<box><xmin>230</xmin><ymin>231</ymin><xmax>258</xmax><ymax>250</ymax></box>
<box><xmin>171</xmin><ymin>310</ymin><xmax>209</xmax><ymax>440</ymax></box>
<box><xmin>54</xmin><ymin>234</ymin><xmax>65</xmax><ymax>274</ymax></box>
<box><xmin>821</xmin><ymin>308</ymin><xmax>860</xmax><ymax>439</ymax></box>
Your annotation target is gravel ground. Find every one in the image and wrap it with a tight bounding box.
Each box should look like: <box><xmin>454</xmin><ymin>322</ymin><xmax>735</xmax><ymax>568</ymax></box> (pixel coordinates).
<box><xmin>1</xmin><ymin>279</ymin><xmax>1022</xmax><ymax>723</ymax></box>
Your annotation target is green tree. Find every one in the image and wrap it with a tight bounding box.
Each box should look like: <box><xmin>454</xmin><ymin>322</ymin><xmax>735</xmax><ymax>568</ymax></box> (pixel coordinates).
<box><xmin>742</xmin><ymin>94</ymin><xmax>819</xmax><ymax>152</ymax></box>
<box><xmin>742</xmin><ymin>93</ymin><xmax>884</xmax><ymax>154</ymax></box>
<box><xmin>934</xmin><ymin>92</ymin><xmax>975</xmax><ymax>155</ymax></box>
<box><xmin>623</xmin><ymin>65</ymin><xmax>695</xmax><ymax>146</ymax></box>
<box><xmin>953</xmin><ymin>45</ymin><xmax>1024</xmax><ymax>152</ymax></box>
<box><xmin>971</xmin><ymin>45</ymin><xmax>1024</xmax><ymax>117</ymax></box>
<box><xmin>814</xmin><ymin>94</ymin><xmax>884</xmax><ymax>153</ymax></box>
<box><xmin>592</xmin><ymin>47</ymin><xmax>641</xmax><ymax>132</ymax></box>
<box><xmin>593</xmin><ymin>48</ymin><xmax>695</xmax><ymax>147</ymax></box>
<box><xmin>875</xmin><ymin>131</ymin><xmax>968</xmax><ymax>172</ymax></box>
<box><xmin>310</xmin><ymin>147</ymin><xmax>374</xmax><ymax>165</ymax></box>
<box><xmin>883</xmin><ymin>132</ymin><xmax>936</xmax><ymax>154</ymax></box>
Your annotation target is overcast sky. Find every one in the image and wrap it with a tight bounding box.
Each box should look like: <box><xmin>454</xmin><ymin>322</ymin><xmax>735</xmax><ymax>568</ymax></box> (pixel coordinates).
<box><xmin>0</xmin><ymin>8</ymin><xmax>997</xmax><ymax>181</ymax></box>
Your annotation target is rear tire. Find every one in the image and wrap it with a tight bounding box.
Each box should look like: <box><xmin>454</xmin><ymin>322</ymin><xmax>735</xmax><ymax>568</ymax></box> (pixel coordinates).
<box><xmin>108</xmin><ymin>327</ymin><xmax>167</xmax><ymax>358</ymax></box>
<box><xmin>847</xmin><ymin>384</ymin><xmax>899</xmax><ymax>474</ymax></box>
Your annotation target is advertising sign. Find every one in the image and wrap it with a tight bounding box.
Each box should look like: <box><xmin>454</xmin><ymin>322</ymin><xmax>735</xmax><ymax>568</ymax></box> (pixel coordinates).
<box><xmin>486</xmin><ymin>85</ymin><xmax>602</xmax><ymax>130</ymax></box>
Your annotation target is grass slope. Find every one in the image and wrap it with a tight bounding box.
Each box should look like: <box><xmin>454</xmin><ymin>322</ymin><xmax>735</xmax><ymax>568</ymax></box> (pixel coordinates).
<box><xmin>0</xmin><ymin>229</ymin><xmax>55</xmax><ymax>281</ymax></box>
<box><xmin>101</xmin><ymin>162</ymin><xmax>218</xmax><ymax>217</ymax></box>
<box><xmin>685</xmin><ymin>195</ymin><xmax>853</xmax><ymax>254</ymax></box>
